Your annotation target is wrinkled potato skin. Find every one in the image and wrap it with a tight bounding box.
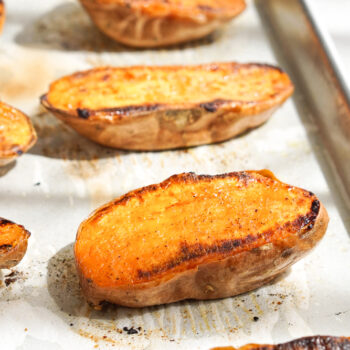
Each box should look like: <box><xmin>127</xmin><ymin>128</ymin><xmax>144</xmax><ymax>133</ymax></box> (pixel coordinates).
<box><xmin>79</xmin><ymin>0</ymin><xmax>246</xmax><ymax>47</ymax></box>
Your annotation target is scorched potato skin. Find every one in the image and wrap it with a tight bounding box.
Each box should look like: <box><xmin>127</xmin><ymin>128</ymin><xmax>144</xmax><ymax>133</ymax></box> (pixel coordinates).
<box><xmin>0</xmin><ymin>101</ymin><xmax>37</xmax><ymax>166</ymax></box>
<box><xmin>41</xmin><ymin>63</ymin><xmax>294</xmax><ymax>150</ymax></box>
<box><xmin>0</xmin><ymin>1</ymin><xmax>4</xmax><ymax>33</ymax></box>
<box><xmin>78</xmin><ymin>0</ymin><xmax>246</xmax><ymax>47</ymax></box>
<box><xmin>211</xmin><ymin>335</ymin><xmax>350</xmax><ymax>350</ymax></box>
<box><xmin>74</xmin><ymin>170</ymin><xmax>329</xmax><ymax>308</ymax></box>
<box><xmin>0</xmin><ymin>218</ymin><xmax>31</xmax><ymax>269</ymax></box>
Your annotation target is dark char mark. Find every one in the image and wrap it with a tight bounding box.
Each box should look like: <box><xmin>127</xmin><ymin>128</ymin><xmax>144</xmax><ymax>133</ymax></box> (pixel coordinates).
<box><xmin>77</xmin><ymin>108</ymin><xmax>90</xmax><ymax>119</ymax></box>
<box><xmin>274</xmin><ymin>335</ymin><xmax>350</xmax><ymax>350</ymax></box>
<box><xmin>200</xmin><ymin>101</ymin><xmax>221</xmax><ymax>113</ymax></box>
<box><xmin>99</xmin><ymin>104</ymin><xmax>161</xmax><ymax>116</ymax></box>
<box><xmin>136</xmin><ymin>204</ymin><xmax>319</xmax><ymax>281</ymax></box>
<box><xmin>137</xmin><ymin>234</ymin><xmax>259</xmax><ymax>279</ymax></box>
<box><xmin>0</xmin><ymin>244</ymin><xmax>13</xmax><ymax>249</ymax></box>
<box><xmin>0</xmin><ymin>218</ymin><xmax>14</xmax><ymax>226</ymax></box>
<box><xmin>311</xmin><ymin>200</ymin><xmax>320</xmax><ymax>215</ymax></box>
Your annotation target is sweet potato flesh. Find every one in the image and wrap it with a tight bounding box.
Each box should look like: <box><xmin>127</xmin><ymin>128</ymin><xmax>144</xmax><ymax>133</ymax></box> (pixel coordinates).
<box><xmin>88</xmin><ymin>0</ymin><xmax>246</xmax><ymax>19</ymax></box>
<box><xmin>0</xmin><ymin>218</ymin><xmax>30</xmax><ymax>269</ymax></box>
<box><xmin>75</xmin><ymin>171</ymin><xmax>318</xmax><ymax>288</ymax></box>
<box><xmin>0</xmin><ymin>219</ymin><xmax>28</xmax><ymax>249</ymax></box>
<box><xmin>0</xmin><ymin>1</ymin><xmax>4</xmax><ymax>33</ymax></box>
<box><xmin>0</xmin><ymin>102</ymin><xmax>35</xmax><ymax>157</ymax></box>
<box><xmin>46</xmin><ymin>64</ymin><xmax>292</xmax><ymax>113</ymax></box>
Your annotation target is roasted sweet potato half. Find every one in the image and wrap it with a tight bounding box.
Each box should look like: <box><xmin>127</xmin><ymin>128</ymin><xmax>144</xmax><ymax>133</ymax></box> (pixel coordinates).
<box><xmin>41</xmin><ymin>63</ymin><xmax>294</xmax><ymax>150</ymax></box>
<box><xmin>75</xmin><ymin>170</ymin><xmax>328</xmax><ymax>308</ymax></box>
<box><xmin>0</xmin><ymin>218</ymin><xmax>30</xmax><ymax>269</ymax></box>
<box><xmin>0</xmin><ymin>1</ymin><xmax>4</xmax><ymax>33</ymax></box>
<box><xmin>79</xmin><ymin>0</ymin><xmax>246</xmax><ymax>47</ymax></box>
<box><xmin>0</xmin><ymin>101</ymin><xmax>37</xmax><ymax>166</ymax></box>
<box><xmin>211</xmin><ymin>336</ymin><xmax>350</xmax><ymax>350</ymax></box>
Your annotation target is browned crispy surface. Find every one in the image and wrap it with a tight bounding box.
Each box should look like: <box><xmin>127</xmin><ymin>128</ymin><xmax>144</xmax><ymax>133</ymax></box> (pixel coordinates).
<box><xmin>0</xmin><ymin>101</ymin><xmax>37</xmax><ymax>166</ymax></box>
<box><xmin>0</xmin><ymin>218</ymin><xmax>30</xmax><ymax>269</ymax></box>
<box><xmin>0</xmin><ymin>1</ymin><xmax>4</xmax><ymax>33</ymax></box>
<box><xmin>75</xmin><ymin>170</ymin><xmax>328</xmax><ymax>307</ymax></box>
<box><xmin>212</xmin><ymin>335</ymin><xmax>350</xmax><ymax>350</ymax></box>
<box><xmin>79</xmin><ymin>0</ymin><xmax>246</xmax><ymax>47</ymax></box>
<box><xmin>42</xmin><ymin>63</ymin><xmax>293</xmax><ymax>150</ymax></box>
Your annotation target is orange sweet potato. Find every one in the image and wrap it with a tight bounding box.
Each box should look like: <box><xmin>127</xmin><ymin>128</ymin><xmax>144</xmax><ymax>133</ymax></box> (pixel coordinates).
<box><xmin>211</xmin><ymin>336</ymin><xmax>350</xmax><ymax>350</ymax></box>
<box><xmin>0</xmin><ymin>218</ymin><xmax>30</xmax><ymax>269</ymax></box>
<box><xmin>0</xmin><ymin>1</ymin><xmax>4</xmax><ymax>33</ymax></box>
<box><xmin>79</xmin><ymin>0</ymin><xmax>246</xmax><ymax>47</ymax></box>
<box><xmin>41</xmin><ymin>63</ymin><xmax>293</xmax><ymax>150</ymax></box>
<box><xmin>75</xmin><ymin>170</ymin><xmax>328</xmax><ymax>308</ymax></box>
<box><xmin>0</xmin><ymin>101</ymin><xmax>37</xmax><ymax>166</ymax></box>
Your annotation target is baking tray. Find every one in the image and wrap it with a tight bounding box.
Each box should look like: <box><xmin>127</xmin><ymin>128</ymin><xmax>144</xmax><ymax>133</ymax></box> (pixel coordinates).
<box><xmin>0</xmin><ymin>0</ymin><xmax>349</xmax><ymax>349</ymax></box>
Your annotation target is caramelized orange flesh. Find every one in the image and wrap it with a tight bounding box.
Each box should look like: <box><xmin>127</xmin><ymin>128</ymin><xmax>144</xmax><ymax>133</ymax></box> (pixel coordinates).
<box><xmin>0</xmin><ymin>218</ymin><xmax>30</xmax><ymax>269</ymax></box>
<box><xmin>0</xmin><ymin>219</ymin><xmax>29</xmax><ymax>249</ymax></box>
<box><xmin>88</xmin><ymin>0</ymin><xmax>246</xmax><ymax>19</ymax></box>
<box><xmin>0</xmin><ymin>1</ymin><xmax>4</xmax><ymax>33</ymax></box>
<box><xmin>75</xmin><ymin>171</ymin><xmax>319</xmax><ymax>288</ymax></box>
<box><xmin>0</xmin><ymin>101</ymin><xmax>36</xmax><ymax>159</ymax></box>
<box><xmin>46</xmin><ymin>63</ymin><xmax>293</xmax><ymax>114</ymax></box>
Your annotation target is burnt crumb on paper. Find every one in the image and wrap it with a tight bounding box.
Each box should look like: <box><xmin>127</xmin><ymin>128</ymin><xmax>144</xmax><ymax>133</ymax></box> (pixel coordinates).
<box><xmin>122</xmin><ymin>326</ymin><xmax>141</xmax><ymax>335</ymax></box>
<box><xmin>335</xmin><ymin>310</ymin><xmax>349</xmax><ymax>316</ymax></box>
<box><xmin>4</xmin><ymin>270</ymin><xmax>20</xmax><ymax>287</ymax></box>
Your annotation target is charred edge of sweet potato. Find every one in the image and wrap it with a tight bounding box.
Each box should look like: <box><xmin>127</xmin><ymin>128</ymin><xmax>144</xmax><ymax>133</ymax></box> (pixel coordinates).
<box><xmin>0</xmin><ymin>244</ymin><xmax>13</xmax><ymax>251</ymax></box>
<box><xmin>92</xmin><ymin>172</ymin><xmax>315</xmax><ymax>220</ymax></box>
<box><xmin>259</xmin><ymin>336</ymin><xmax>350</xmax><ymax>350</ymax></box>
<box><xmin>41</xmin><ymin>63</ymin><xmax>292</xmax><ymax>119</ymax></box>
<box><xmin>136</xmin><ymin>200</ymin><xmax>320</xmax><ymax>280</ymax></box>
<box><xmin>212</xmin><ymin>336</ymin><xmax>350</xmax><ymax>350</ymax></box>
<box><xmin>281</xmin><ymin>335</ymin><xmax>350</xmax><ymax>350</ymax></box>
<box><xmin>137</xmin><ymin>233</ymin><xmax>264</xmax><ymax>279</ymax></box>
<box><xmin>0</xmin><ymin>217</ymin><xmax>31</xmax><ymax>242</ymax></box>
<box><xmin>92</xmin><ymin>172</ymin><xmax>257</xmax><ymax>218</ymax></box>
<box><xmin>0</xmin><ymin>218</ymin><xmax>13</xmax><ymax>226</ymax></box>
<box><xmin>41</xmin><ymin>94</ymin><xmax>239</xmax><ymax>119</ymax></box>
<box><xmin>110</xmin><ymin>171</ymin><xmax>314</xmax><ymax>207</ymax></box>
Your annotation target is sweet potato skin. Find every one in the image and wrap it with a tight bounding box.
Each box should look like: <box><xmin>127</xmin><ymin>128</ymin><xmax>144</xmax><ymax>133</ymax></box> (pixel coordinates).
<box><xmin>0</xmin><ymin>1</ymin><xmax>4</xmax><ymax>34</ymax></box>
<box><xmin>0</xmin><ymin>218</ymin><xmax>30</xmax><ymax>269</ymax></box>
<box><xmin>75</xmin><ymin>171</ymin><xmax>328</xmax><ymax>308</ymax></box>
<box><xmin>79</xmin><ymin>0</ymin><xmax>246</xmax><ymax>47</ymax></box>
<box><xmin>212</xmin><ymin>336</ymin><xmax>350</xmax><ymax>350</ymax></box>
<box><xmin>0</xmin><ymin>101</ymin><xmax>37</xmax><ymax>166</ymax></box>
<box><xmin>41</xmin><ymin>63</ymin><xmax>294</xmax><ymax>150</ymax></box>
